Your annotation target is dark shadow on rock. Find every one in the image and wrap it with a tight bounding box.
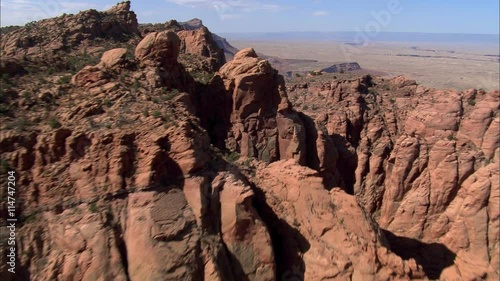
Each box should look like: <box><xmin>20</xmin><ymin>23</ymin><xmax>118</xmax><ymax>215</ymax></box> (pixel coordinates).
<box><xmin>298</xmin><ymin>112</ymin><xmax>344</xmax><ymax>190</ymax></box>
<box><xmin>251</xmin><ymin>183</ymin><xmax>310</xmax><ymax>281</ymax></box>
<box><xmin>382</xmin><ymin>229</ymin><xmax>456</xmax><ymax>279</ymax></box>
<box><xmin>209</xmin><ymin>241</ymin><xmax>237</xmax><ymax>281</ymax></box>
<box><xmin>298</xmin><ymin>113</ymin><xmax>320</xmax><ymax>171</ymax></box>
<box><xmin>150</xmin><ymin>135</ymin><xmax>185</xmax><ymax>189</ymax></box>
<box><xmin>104</xmin><ymin>209</ymin><xmax>130</xmax><ymax>281</ymax></box>
<box><xmin>225</xmin><ymin>251</ymin><xmax>251</xmax><ymax>281</ymax></box>
<box><xmin>214</xmin><ymin>205</ymin><xmax>251</xmax><ymax>281</ymax></box>
<box><xmin>14</xmin><ymin>229</ymin><xmax>45</xmax><ymax>281</ymax></box>
<box><xmin>15</xmin><ymin>263</ymin><xmax>31</xmax><ymax>281</ymax></box>
<box><xmin>330</xmin><ymin>133</ymin><xmax>358</xmax><ymax>195</ymax></box>
<box><xmin>189</xmin><ymin>75</ymin><xmax>233</xmax><ymax>149</ymax></box>
<box><xmin>214</xmin><ymin>157</ymin><xmax>310</xmax><ymax>281</ymax></box>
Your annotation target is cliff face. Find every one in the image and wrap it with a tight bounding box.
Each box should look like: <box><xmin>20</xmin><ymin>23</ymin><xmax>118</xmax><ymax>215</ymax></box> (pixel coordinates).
<box><xmin>140</xmin><ymin>18</ymin><xmax>226</xmax><ymax>72</ymax></box>
<box><xmin>0</xmin><ymin>1</ymin><xmax>140</xmax><ymax>58</ymax></box>
<box><xmin>288</xmin><ymin>74</ymin><xmax>499</xmax><ymax>280</ymax></box>
<box><xmin>1</xmin><ymin>21</ymin><xmax>275</xmax><ymax>281</ymax></box>
<box><xmin>0</xmin><ymin>3</ymin><xmax>498</xmax><ymax>281</ymax></box>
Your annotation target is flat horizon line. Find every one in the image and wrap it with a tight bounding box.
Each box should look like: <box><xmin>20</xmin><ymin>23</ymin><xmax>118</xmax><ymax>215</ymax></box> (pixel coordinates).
<box><xmin>218</xmin><ymin>31</ymin><xmax>500</xmax><ymax>36</ymax></box>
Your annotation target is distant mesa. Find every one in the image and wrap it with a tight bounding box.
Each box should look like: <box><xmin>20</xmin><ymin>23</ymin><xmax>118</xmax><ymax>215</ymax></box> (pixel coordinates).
<box><xmin>345</xmin><ymin>42</ymin><xmax>364</xmax><ymax>47</ymax></box>
<box><xmin>178</xmin><ymin>18</ymin><xmax>204</xmax><ymax>30</ymax></box>
<box><xmin>321</xmin><ymin>62</ymin><xmax>362</xmax><ymax>73</ymax></box>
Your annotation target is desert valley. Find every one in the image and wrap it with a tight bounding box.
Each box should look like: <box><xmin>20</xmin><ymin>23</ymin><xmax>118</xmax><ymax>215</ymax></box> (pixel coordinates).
<box><xmin>0</xmin><ymin>1</ymin><xmax>499</xmax><ymax>281</ymax></box>
<box><xmin>228</xmin><ymin>39</ymin><xmax>499</xmax><ymax>91</ymax></box>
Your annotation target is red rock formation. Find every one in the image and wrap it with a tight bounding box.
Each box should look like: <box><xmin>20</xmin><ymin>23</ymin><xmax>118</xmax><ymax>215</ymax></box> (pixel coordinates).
<box><xmin>0</xmin><ymin>13</ymin><xmax>279</xmax><ymax>279</ymax></box>
<box><xmin>135</xmin><ymin>31</ymin><xmax>180</xmax><ymax>68</ymax></box>
<box><xmin>378</xmin><ymin>88</ymin><xmax>499</xmax><ymax>280</ymax></box>
<box><xmin>141</xmin><ymin>19</ymin><xmax>226</xmax><ymax>71</ymax></box>
<box><xmin>133</xmin><ymin>30</ymin><xmax>187</xmax><ymax>89</ymax></box>
<box><xmin>253</xmin><ymin>160</ymin><xmax>426</xmax><ymax>280</ymax></box>
<box><xmin>288</xmin><ymin>74</ymin><xmax>500</xmax><ymax>280</ymax></box>
<box><xmin>1</xmin><ymin>3</ymin><xmax>498</xmax><ymax>281</ymax></box>
<box><xmin>217</xmin><ymin>48</ymin><xmax>306</xmax><ymax>163</ymax></box>
<box><xmin>1</xmin><ymin>1</ymin><xmax>139</xmax><ymax>58</ymax></box>
<box><xmin>214</xmin><ymin>172</ymin><xmax>275</xmax><ymax>280</ymax></box>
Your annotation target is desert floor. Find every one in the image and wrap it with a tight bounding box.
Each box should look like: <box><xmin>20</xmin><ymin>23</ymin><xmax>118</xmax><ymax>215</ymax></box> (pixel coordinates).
<box><xmin>230</xmin><ymin>40</ymin><xmax>500</xmax><ymax>91</ymax></box>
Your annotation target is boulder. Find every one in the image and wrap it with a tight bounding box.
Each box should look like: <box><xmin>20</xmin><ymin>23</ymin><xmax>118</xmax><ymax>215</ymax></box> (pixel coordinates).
<box><xmin>135</xmin><ymin>31</ymin><xmax>181</xmax><ymax>68</ymax></box>
<box><xmin>99</xmin><ymin>48</ymin><xmax>128</xmax><ymax>69</ymax></box>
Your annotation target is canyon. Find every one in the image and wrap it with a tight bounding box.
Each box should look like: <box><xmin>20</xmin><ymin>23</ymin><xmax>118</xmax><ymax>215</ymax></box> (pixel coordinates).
<box><xmin>0</xmin><ymin>2</ymin><xmax>498</xmax><ymax>281</ymax></box>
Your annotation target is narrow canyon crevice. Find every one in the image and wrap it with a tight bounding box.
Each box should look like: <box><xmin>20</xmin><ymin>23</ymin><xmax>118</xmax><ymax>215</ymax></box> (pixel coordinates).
<box><xmin>250</xmin><ymin>182</ymin><xmax>309</xmax><ymax>281</ymax></box>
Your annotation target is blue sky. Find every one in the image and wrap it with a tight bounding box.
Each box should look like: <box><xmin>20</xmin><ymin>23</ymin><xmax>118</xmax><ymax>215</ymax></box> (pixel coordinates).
<box><xmin>1</xmin><ymin>0</ymin><xmax>499</xmax><ymax>34</ymax></box>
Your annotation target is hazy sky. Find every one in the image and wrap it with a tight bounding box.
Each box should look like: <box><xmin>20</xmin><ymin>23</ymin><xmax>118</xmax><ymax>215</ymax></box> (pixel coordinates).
<box><xmin>1</xmin><ymin>0</ymin><xmax>499</xmax><ymax>34</ymax></box>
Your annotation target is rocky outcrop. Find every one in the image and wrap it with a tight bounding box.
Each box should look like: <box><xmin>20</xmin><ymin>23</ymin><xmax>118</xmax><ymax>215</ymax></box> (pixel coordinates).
<box><xmin>71</xmin><ymin>48</ymin><xmax>133</xmax><ymax>88</ymax></box>
<box><xmin>1</xmin><ymin>15</ymin><xmax>278</xmax><ymax>279</ymax></box>
<box><xmin>135</xmin><ymin>31</ymin><xmax>180</xmax><ymax>68</ymax></box>
<box><xmin>170</xmin><ymin>18</ymin><xmax>239</xmax><ymax>62</ymax></box>
<box><xmin>178</xmin><ymin>18</ymin><xmax>204</xmax><ymax>30</ymax></box>
<box><xmin>214</xmin><ymin>173</ymin><xmax>275</xmax><ymax>281</ymax></box>
<box><xmin>215</xmin><ymin>48</ymin><xmax>306</xmax><ymax>163</ymax></box>
<box><xmin>2</xmin><ymin>2</ymin><xmax>499</xmax><ymax>280</ymax></box>
<box><xmin>377</xmin><ymin>88</ymin><xmax>500</xmax><ymax>280</ymax></box>
<box><xmin>253</xmin><ymin>160</ymin><xmax>426</xmax><ymax>280</ymax></box>
<box><xmin>288</xmin><ymin>74</ymin><xmax>500</xmax><ymax>280</ymax></box>
<box><xmin>1</xmin><ymin>1</ymin><xmax>139</xmax><ymax>58</ymax></box>
<box><xmin>2</xmin><ymin>81</ymin><xmax>277</xmax><ymax>281</ymax></box>
<box><xmin>177</xmin><ymin>27</ymin><xmax>226</xmax><ymax>71</ymax></box>
<box><xmin>175</xmin><ymin>18</ymin><xmax>227</xmax><ymax>69</ymax></box>
<box><xmin>99</xmin><ymin>48</ymin><xmax>129</xmax><ymax>69</ymax></box>
<box><xmin>211</xmin><ymin>33</ymin><xmax>240</xmax><ymax>61</ymax></box>
<box><xmin>141</xmin><ymin>18</ymin><xmax>226</xmax><ymax>71</ymax></box>
<box><xmin>133</xmin><ymin>30</ymin><xmax>191</xmax><ymax>90</ymax></box>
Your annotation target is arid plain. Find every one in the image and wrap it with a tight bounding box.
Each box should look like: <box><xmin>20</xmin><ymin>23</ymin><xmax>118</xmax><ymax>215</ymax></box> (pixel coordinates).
<box><xmin>229</xmin><ymin>39</ymin><xmax>500</xmax><ymax>90</ymax></box>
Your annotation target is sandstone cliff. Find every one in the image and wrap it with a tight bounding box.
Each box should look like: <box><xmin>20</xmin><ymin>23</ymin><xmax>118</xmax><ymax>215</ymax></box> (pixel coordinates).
<box><xmin>140</xmin><ymin>18</ymin><xmax>226</xmax><ymax>72</ymax></box>
<box><xmin>0</xmin><ymin>2</ymin><xmax>498</xmax><ymax>281</ymax></box>
<box><xmin>1</xmin><ymin>1</ymin><xmax>139</xmax><ymax>59</ymax></box>
<box><xmin>288</xmin><ymin>74</ymin><xmax>499</xmax><ymax>280</ymax></box>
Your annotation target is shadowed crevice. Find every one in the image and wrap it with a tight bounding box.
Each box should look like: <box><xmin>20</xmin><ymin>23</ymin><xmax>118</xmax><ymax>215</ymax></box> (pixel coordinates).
<box><xmin>330</xmin><ymin>134</ymin><xmax>358</xmax><ymax>195</ymax></box>
<box><xmin>104</xmin><ymin>209</ymin><xmax>131</xmax><ymax>281</ymax></box>
<box><xmin>190</xmin><ymin>76</ymin><xmax>233</xmax><ymax>149</ymax></box>
<box><xmin>251</xmin><ymin>183</ymin><xmax>310</xmax><ymax>281</ymax></box>
<box><xmin>382</xmin><ymin>229</ymin><xmax>456</xmax><ymax>279</ymax></box>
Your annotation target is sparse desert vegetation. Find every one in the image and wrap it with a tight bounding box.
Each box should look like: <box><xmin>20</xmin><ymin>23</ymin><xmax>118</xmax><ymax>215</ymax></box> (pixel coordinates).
<box><xmin>0</xmin><ymin>1</ymin><xmax>498</xmax><ymax>281</ymax></box>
